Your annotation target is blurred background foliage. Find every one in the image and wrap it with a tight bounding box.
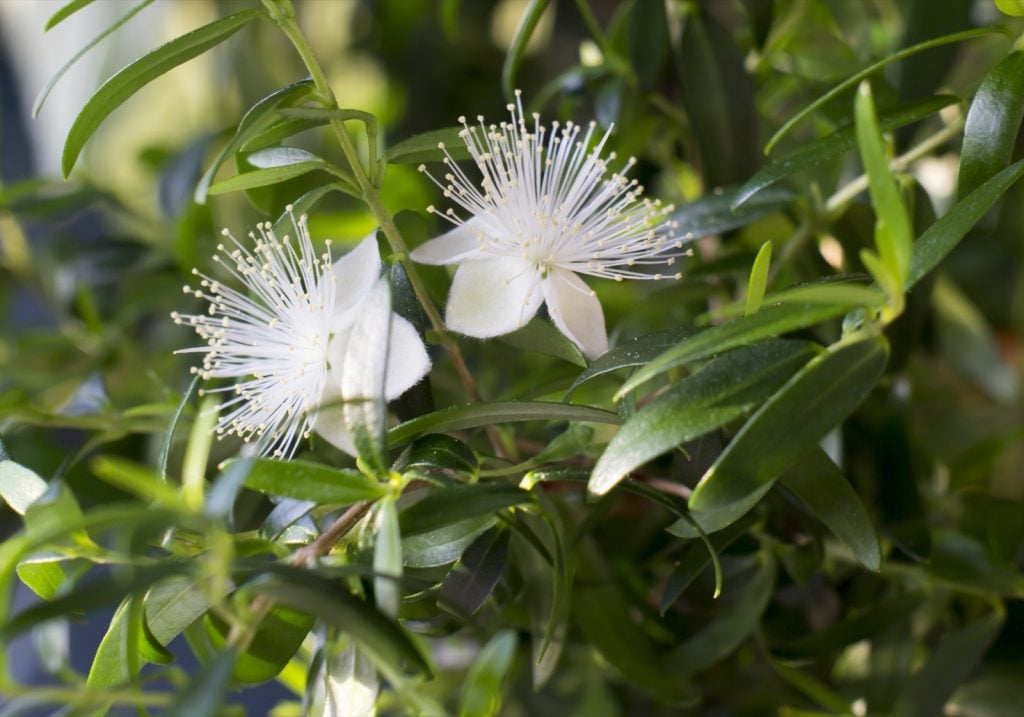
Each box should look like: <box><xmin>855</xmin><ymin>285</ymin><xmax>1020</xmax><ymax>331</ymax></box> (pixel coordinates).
<box><xmin>1</xmin><ymin>0</ymin><xmax>1024</xmax><ymax>715</ymax></box>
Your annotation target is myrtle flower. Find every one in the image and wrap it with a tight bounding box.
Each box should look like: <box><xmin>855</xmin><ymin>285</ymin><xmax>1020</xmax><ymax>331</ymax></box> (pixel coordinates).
<box><xmin>171</xmin><ymin>208</ymin><xmax>430</xmax><ymax>458</ymax></box>
<box><xmin>410</xmin><ymin>91</ymin><xmax>688</xmax><ymax>360</ymax></box>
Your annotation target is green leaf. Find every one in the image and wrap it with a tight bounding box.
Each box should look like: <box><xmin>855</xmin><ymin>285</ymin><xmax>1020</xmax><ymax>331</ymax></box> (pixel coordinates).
<box><xmin>239</xmin><ymin>117</ymin><xmax>325</xmax><ymax>153</ymax></box>
<box><xmin>62</xmin><ymin>8</ymin><xmax>264</xmax><ymax>177</ymax></box>
<box><xmin>340</xmin><ymin>278</ymin><xmax>391</xmax><ymax>476</ymax></box>
<box><xmin>499</xmin><ymin>317</ymin><xmax>587</xmax><ymax>367</ymax></box>
<box><xmin>246</xmin><ymin>569</ymin><xmax>430</xmax><ymax>677</ymax></box>
<box><xmin>459</xmin><ymin>631</ymin><xmax>518</xmax><ymax>717</ymax></box>
<box><xmin>764</xmin><ymin>27</ymin><xmax>1005</xmax><ymax>154</ymax></box>
<box><xmin>0</xmin><ymin>459</ymin><xmax>48</xmax><ymax>515</ymax></box>
<box><xmin>207</xmin><ymin>160</ymin><xmax>331</xmax><ymax>195</ymax></box>
<box><xmin>995</xmin><ymin>0</ymin><xmax>1024</xmax><ymax>16</ymax></box>
<box><xmin>232</xmin><ymin>457</ymin><xmax>386</xmax><ymax>505</ymax></box>
<box><xmin>628</xmin><ymin>0</ymin><xmax>669</xmax><ymax>91</ymax></box>
<box><xmin>399</xmin><ymin>434</ymin><xmax>479</xmax><ymax>476</ymax></box>
<box><xmin>907</xmin><ymin>158</ymin><xmax>1024</xmax><ymax>289</ymax></box>
<box><xmin>205</xmin><ymin>605</ymin><xmax>313</xmax><ymax>683</ymax></box>
<box><xmin>660</xmin><ymin>514</ymin><xmax>757</xmax><ymax>611</ymax></box>
<box><xmin>87</xmin><ymin>600</ymin><xmax>136</xmax><ymax>697</ymax></box>
<box><xmin>90</xmin><ymin>456</ymin><xmax>184</xmax><ymax>507</ymax></box>
<box><xmin>16</xmin><ymin>560</ymin><xmax>65</xmax><ymax>601</ymax></box>
<box><xmin>195</xmin><ymin>78</ymin><xmax>315</xmax><ymax>203</ymax></box>
<box><xmin>144</xmin><ymin>576</ymin><xmax>215</xmax><ymax>646</ymax></box>
<box><xmin>245</xmin><ymin>146</ymin><xmax>325</xmax><ymax>168</ymax></box>
<box><xmin>615</xmin><ymin>302</ymin><xmax>853</xmax><ymax>399</ymax></box>
<box><xmin>745</xmin><ymin>241</ymin><xmax>773</xmax><ymax>315</ymax></box>
<box><xmin>400</xmin><ymin>483</ymin><xmax>532</xmax><ymax>536</ymax></box>
<box><xmin>855</xmin><ymin>81</ymin><xmax>912</xmax><ymax>291</ymax></box>
<box><xmin>689</xmin><ymin>337</ymin><xmax>889</xmax><ymax>514</ymax></box>
<box><xmin>383</xmin><ymin>127</ymin><xmax>471</xmax><ymax>165</ymax></box>
<box><xmin>566</xmin><ymin>328</ymin><xmax>693</xmax><ymax>398</ymax></box>
<box><xmin>501</xmin><ymin>0</ymin><xmax>550</xmax><ymax>102</ymax></box>
<box><xmin>165</xmin><ymin>648</ymin><xmax>237</xmax><ymax>717</ymax></box>
<box><xmin>34</xmin><ymin>0</ymin><xmax>156</xmax><ymax>117</ymax></box>
<box><xmin>667</xmin><ymin>555</ymin><xmax>775</xmax><ymax>674</ymax></box>
<box><xmin>666</xmin><ymin>481</ymin><xmax>775</xmax><ymax>538</ymax></box>
<box><xmin>374</xmin><ymin>497</ymin><xmax>402</xmax><ymax>618</ymax></box>
<box><xmin>158</xmin><ymin>375</ymin><xmax>198</xmax><ymax>481</ymax></box>
<box><xmin>590</xmin><ymin>340</ymin><xmax>819</xmax><ymax>496</ymax></box>
<box><xmin>388</xmin><ymin>401</ymin><xmax>621</xmax><ymax>447</ymax></box>
<box><xmin>763</xmin><ymin>651</ymin><xmax>854</xmax><ymax>716</ymax></box>
<box><xmin>439</xmin><ymin>525</ymin><xmax>510</xmax><ymax>617</ymax></box>
<box><xmin>958</xmin><ymin>51</ymin><xmax>1024</xmax><ymax>198</ymax></box>
<box><xmin>270</xmin><ymin>183</ymin><xmax>342</xmax><ymax>237</ymax></box>
<box><xmin>402</xmin><ymin>515</ymin><xmax>496</xmax><ymax>568</ymax></box>
<box><xmin>45</xmin><ymin>0</ymin><xmax>95</xmax><ymax>31</ymax></box>
<box><xmin>734</xmin><ymin>95</ymin><xmax>958</xmax><ymax>208</ymax></box>
<box><xmin>777</xmin><ymin>591</ymin><xmax>921</xmax><ymax>658</ymax></box>
<box><xmin>895</xmin><ymin>608</ymin><xmax>1005</xmax><ymax>717</ymax></box>
<box><xmin>671</xmin><ymin>186</ymin><xmax>793</xmax><ymax>239</ymax></box>
<box><xmin>779</xmin><ymin>446</ymin><xmax>881</xmax><ymax>571</ymax></box>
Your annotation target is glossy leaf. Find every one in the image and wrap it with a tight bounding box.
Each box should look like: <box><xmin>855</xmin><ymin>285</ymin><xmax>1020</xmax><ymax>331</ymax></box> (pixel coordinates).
<box><xmin>388</xmin><ymin>401</ymin><xmax>621</xmax><ymax>447</ymax></box>
<box><xmin>439</xmin><ymin>525</ymin><xmax>510</xmax><ymax>617</ymax></box>
<box><xmin>565</xmin><ymin>328</ymin><xmax>693</xmax><ymax>398</ymax></box>
<box><xmin>207</xmin><ymin>160</ymin><xmax>330</xmax><ymax>195</ymax></box>
<box><xmin>672</xmin><ymin>186</ymin><xmax>793</xmax><ymax>239</ymax></box>
<box><xmin>0</xmin><ymin>458</ymin><xmax>48</xmax><ymax>515</ymax></box>
<box><xmin>459</xmin><ymin>631</ymin><xmax>518</xmax><ymax>717</ymax></box>
<box><xmin>745</xmin><ymin>241</ymin><xmax>773</xmax><ymax>315</ymax></box>
<box><xmin>958</xmin><ymin>51</ymin><xmax>1024</xmax><ymax>198</ymax></box>
<box><xmin>734</xmin><ymin>95</ymin><xmax>958</xmax><ymax>207</ymax></box>
<box><xmin>779</xmin><ymin>447</ymin><xmax>881</xmax><ymax>571</ymax></box>
<box><xmin>590</xmin><ymin>340</ymin><xmax>819</xmax><ymax>496</ymax></box>
<box><xmin>400</xmin><ymin>483</ymin><xmax>532</xmax><ymax>536</ymax></box>
<box><xmin>499</xmin><ymin>317</ymin><xmax>587</xmax><ymax>367</ymax></box>
<box><xmin>232</xmin><ymin>457</ymin><xmax>385</xmax><ymax>505</ymax></box>
<box><xmin>383</xmin><ymin>127</ymin><xmax>470</xmax><ymax>165</ymax></box>
<box><xmin>402</xmin><ymin>515</ymin><xmax>495</xmax><ymax>568</ymax></box>
<box><xmin>399</xmin><ymin>434</ymin><xmax>478</xmax><ymax>476</ymax></box>
<box><xmin>205</xmin><ymin>605</ymin><xmax>313</xmax><ymax>684</ymax></box>
<box><xmin>615</xmin><ymin>302</ymin><xmax>852</xmax><ymax>399</ymax></box>
<box><xmin>45</xmin><ymin>0</ymin><xmax>94</xmax><ymax>31</ymax></box>
<box><xmin>689</xmin><ymin>337</ymin><xmax>889</xmax><ymax>514</ymax></box>
<box><xmin>62</xmin><ymin>8</ymin><xmax>264</xmax><ymax>177</ymax></box>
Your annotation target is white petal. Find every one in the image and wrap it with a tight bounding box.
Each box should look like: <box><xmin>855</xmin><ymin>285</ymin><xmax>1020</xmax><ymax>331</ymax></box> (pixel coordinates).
<box><xmin>312</xmin><ymin>371</ymin><xmax>356</xmax><ymax>455</ymax></box>
<box><xmin>445</xmin><ymin>257</ymin><xmax>543</xmax><ymax>338</ymax></box>
<box><xmin>542</xmin><ymin>268</ymin><xmax>608</xmax><ymax>360</ymax></box>
<box><xmin>331</xmin><ymin>232</ymin><xmax>382</xmax><ymax>320</ymax></box>
<box><xmin>384</xmin><ymin>316</ymin><xmax>431</xmax><ymax>400</ymax></box>
<box><xmin>409</xmin><ymin>218</ymin><xmax>487</xmax><ymax>265</ymax></box>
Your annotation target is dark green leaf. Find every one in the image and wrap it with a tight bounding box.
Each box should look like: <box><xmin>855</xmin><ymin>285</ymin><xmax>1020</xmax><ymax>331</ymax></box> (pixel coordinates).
<box><xmin>207</xmin><ymin>161</ymin><xmax>330</xmax><ymax>195</ymax></box>
<box><xmin>779</xmin><ymin>447</ymin><xmax>881</xmax><ymax>571</ymax></box>
<box><xmin>689</xmin><ymin>337</ymin><xmax>889</xmax><ymax>514</ymax></box>
<box><xmin>734</xmin><ymin>95</ymin><xmax>958</xmax><ymax>208</ymax></box>
<box><xmin>672</xmin><ymin>186</ymin><xmax>793</xmax><ymax>239</ymax></box>
<box><xmin>388</xmin><ymin>402</ymin><xmax>621</xmax><ymax>447</ymax></box>
<box><xmin>402</xmin><ymin>515</ymin><xmax>495</xmax><ymax>568</ymax></box>
<box><xmin>566</xmin><ymin>328</ymin><xmax>693</xmax><ymax>398</ymax></box>
<box><xmin>239</xmin><ymin>117</ymin><xmax>326</xmax><ymax>152</ymax></box>
<box><xmin>45</xmin><ymin>0</ymin><xmax>95</xmax><ymax>31</ymax></box>
<box><xmin>958</xmin><ymin>51</ymin><xmax>1024</xmax><ymax>198</ymax></box>
<box><xmin>62</xmin><ymin>8</ymin><xmax>264</xmax><ymax>177</ymax></box>
<box><xmin>400</xmin><ymin>483</ymin><xmax>532</xmax><ymax>536</ymax></box>
<box><xmin>499</xmin><ymin>317</ymin><xmax>586</xmax><ymax>367</ymax></box>
<box><xmin>628</xmin><ymin>0</ymin><xmax>669</xmax><ymax>91</ymax></box>
<box><xmin>907</xmin><ymin>158</ymin><xmax>1024</xmax><ymax>289</ymax></box>
<box><xmin>667</xmin><ymin>555</ymin><xmax>775</xmax><ymax>674</ymax></box>
<box><xmin>459</xmin><ymin>631</ymin><xmax>518</xmax><ymax>717</ymax></box>
<box><xmin>439</xmin><ymin>526</ymin><xmax>510</xmax><ymax>616</ymax></box>
<box><xmin>399</xmin><ymin>434</ymin><xmax>478</xmax><ymax>476</ymax></box>
<box><xmin>666</xmin><ymin>481</ymin><xmax>775</xmax><ymax>538</ymax></box>
<box><xmin>660</xmin><ymin>513</ymin><xmax>757</xmax><ymax>612</ymax></box>
<box><xmin>615</xmin><ymin>302</ymin><xmax>852</xmax><ymax>399</ymax></box>
<box><xmin>383</xmin><ymin>127</ymin><xmax>471</xmax><ymax>165</ymax></box>
<box><xmin>501</xmin><ymin>0</ymin><xmax>550</xmax><ymax>102</ymax></box>
<box><xmin>590</xmin><ymin>340</ymin><xmax>819</xmax><ymax>496</ymax></box>
<box><xmin>765</xmin><ymin>27</ymin><xmax>1005</xmax><ymax>154</ymax></box>
<box><xmin>246</xmin><ymin>570</ymin><xmax>431</xmax><ymax>677</ymax></box>
<box><xmin>165</xmin><ymin>648</ymin><xmax>236</xmax><ymax>717</ymax></box>
<box><xmin>777</xmin><ymin>592</ymin><xmax>921</xmax><ymax>658</ymax></box>
<box><xmin>233</xmin><ymin>457</ymin><xmax>385</xmax><ymax>504</ymax></box>
<box><xmin>195</xmin><ymin>78</ymin><xmax>315</xmax><ymax>203</ymax></box>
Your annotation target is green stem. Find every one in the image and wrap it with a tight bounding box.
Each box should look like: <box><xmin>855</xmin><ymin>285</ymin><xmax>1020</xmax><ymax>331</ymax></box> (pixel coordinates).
<box><xmin>265</xmin><ymin>0</ymin><xmax>483</xmax><ymax>404</ymax></box>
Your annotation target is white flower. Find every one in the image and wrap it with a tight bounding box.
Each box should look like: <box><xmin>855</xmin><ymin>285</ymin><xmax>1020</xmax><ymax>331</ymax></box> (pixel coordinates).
<box><xmin>410</xmin><ymin>91</ymin><xmax>688</xmax><ymax>360</ymax></box>
<box><xmin>171</xmin><ymin>208</ymin><xmax>430</xmax><ymax>458</ymax></box>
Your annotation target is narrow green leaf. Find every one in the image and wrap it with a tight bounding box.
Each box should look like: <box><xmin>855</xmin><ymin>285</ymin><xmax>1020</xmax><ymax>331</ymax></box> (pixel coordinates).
<box><xmin>672</xmin><ymin>186</ymin><xmax>793</xmax><ymax>239</ymax></box>
<box><xmin>205</xmin><ymin>606</ymin><xmax>313</xmax><ymax>683</ymax></box>
<box><xmin>62</xmin><ymin>8</ymin><xmax>264</xmax><ymax>177</ymax></box>
<box><xmin>246</xmin><ymin>146</ymin><xmax>324</xmax><ymax>168</ymax></box>
<box><xmin>144</xmin><ymin>577</ymin><xmax>215</xmax><ymax>646</ymax></box>
<box><xmin>400</xmin><ymin>483</ymin><xmax>532</xmax><ymax>536</ymax></box>
<box><xmin>383</xmin><ymin>127</ymin><xmax>471</xmax><ymax>165</ymax></box>
<box><xmin>590</xmin><ymin>340</ymin><xmax>818</xmax><ymax>496</ymax></box>
<box><xmin>399</xmin><ymin>434</ymin><xmax>479</xmax><ymax>476</ymax></box>
<box><xmin>958</xmin><ymin>51</ymin><xmax>1024</xmax><ymax>197</ymax></box>
<box><xmin>402</xmin><ymin>515</ymin><xmax>495</xmax><ymax>568</ymax></box>
<box><xmin>246</xmin><ymin>570</ymin><xmax>431</xmax><ymax>677</ymax></box>
<box><xmin>90</xmin><ymin>456</ymin><xmax>184</xmax><ymax>506</ymax></box>
<box><xmin>501</xmin><ymin>0</ymin><xmax>550</xmax><ymax>102</ymax></box>
<box><xmin>239</xmin><ymin>117</ymin><xmax>325</xmax><ymax>152</ymax></box>
<box><xmin>660</xmin><ymin>514</ymin><xmax>757</xmax><ymax>612</ymax></box>
<box><xmin>745</xmin><ymin>241</ymin><xmax>773</xmax><ymax>315</ymax></box>
<box><xmin>666</xmin><ymin>481</ymin><xmax>775</xmax><ymax>538</ymax></box>
<box><xmin>615</xmin><ymin>302</ymin><xmax>852</xmax><ymax>399</ymax></box>
<box><xmin>374</xmin><ymin>497</ymin><xmax>402</xmax><ymax>618</ymax></box>
<box><xmin>270</xmin><ymin>183</ymin><xmax>342</xmax><ymax>237</ymax></box>
<box><xmin>165</xmin><ymin>649</ymin><xmax>237</xmax><ymax>717</ymax></box>
<box><xmin>45</xmin><ymin>0</ymin><xmax>95</xmax><ymax>31</ymax></box>
<box><xmin>207</xmin><ymin>160</ymin><xmax>330</xmax><ymax>195</ymax></box>
<box><xmin>340</xmin><ymin>278</ymin><xmax>391</xmax><ymax>476</ymax></box>
<box><xmin>764</xmin><ymin>27</ymin><xmax>1005</xmax><ymax>154</ymax></box>
<box><xmin>34</xmin><ymin>0</ymin><xmax>156</xmax><ymax>117</ymax></box>
<box><xmin>459</xmin><ymin>631</ymin><xmax>518</xmax><ymax>717</ymax></box>
<box><xmin>855</xmin><ymin>81</ymin><xmax>912</xmax><ymax>290</ymax></box>
<box><xmin>689</xmin><ymin>337</ymin><xmax>889</xmax><ymax>514</ymax></box>
<box><xmin>232</xmin><ymin>457</ymin><xmax>386</xmax><ymax>505</ymax></box>
<box><xmin>439</xmin><ymin>526</ymin><xmax>510</xmax><ymax>617</ymax></box>
<box><xmin>779</xmin><ymin>446</ymin><xmax>881</xmax><ymax>571</ymax></box>
<box><xmin>388</xmin><ymin>401</ymin><xmax>621</xmax><ymax>447</ymax></box>
<box><xmin>0</xmin><ymin>459</ymin><xmax>48</xmax><ymax>515</ymax></box>
<box><xmin>907</xmin><ymin>158</ymin><xmax>1024</xmax><ymax>288</ymax></box>
<box><xmin>565</xmin><ymin>328</ymin><xmax>693</xmax><ymax>398</ymax></box>
<box><xmin>500</xmin><ymin>317</ymin><xmax>587</xmax><ymax>367</ymax></box>
<box><xmin>734</xmin><ymin>95</ymin><xmax>957</xmax><ymax>208</ymax></box>
<box><xmin>628</xmin><ymin>0</ymin><xmax>669</xmax><ymax>91</ymax></box>
<box><xmin>195</xmin><ymin>78</ymin><xmax>314</xmax><ymax>203</ymax></box>
<box><xmin>667</xmin><ymin>555</ymin><xmax>775</xmax><ymax>674</ymax></box>
<box><xmin>158</xmin><ymin>375</ymin><xmax>198</xmax><ymax>481</ymax></box>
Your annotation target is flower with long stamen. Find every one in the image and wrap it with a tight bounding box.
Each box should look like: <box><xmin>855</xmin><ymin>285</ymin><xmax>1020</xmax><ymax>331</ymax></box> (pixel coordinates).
<box><xmin>172</xmin><ymin>208</ymin><xmax>430</xmax><ymax>458</ymax></box>
<box><xmin>410</xmin><ymin>90</ymin><xmax>688</xmax><ymax>360</ymax></box>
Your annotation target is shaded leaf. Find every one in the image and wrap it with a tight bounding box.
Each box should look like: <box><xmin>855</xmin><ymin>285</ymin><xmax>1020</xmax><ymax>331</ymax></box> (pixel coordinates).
<box><xmin>383</xmin><ymin>127</ymin><xmax>471</xmax><ymax>165</ymax></box>
<box><xmin>165</xmin><ymin>648</ymin><xmax>236</xmax><ymax>717</ymax></box>
<box><xmin>501</xmin><ymin>0</ymin><xmax>550</xmax><ymax>102</ymax></box>
<box><xmin>439</xmin><ymin>526</ymin><xmax>510</xmax><ymax>617</ymax></box>
<box><xmin>459</xmin><ymin>631</ymin><xmax>518</xmax><ymax>717</ymax></box>
<box><xmin>233</xmin><ymin>457</ymin><xmax>386</xmax><ymax>505</ymax></box>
